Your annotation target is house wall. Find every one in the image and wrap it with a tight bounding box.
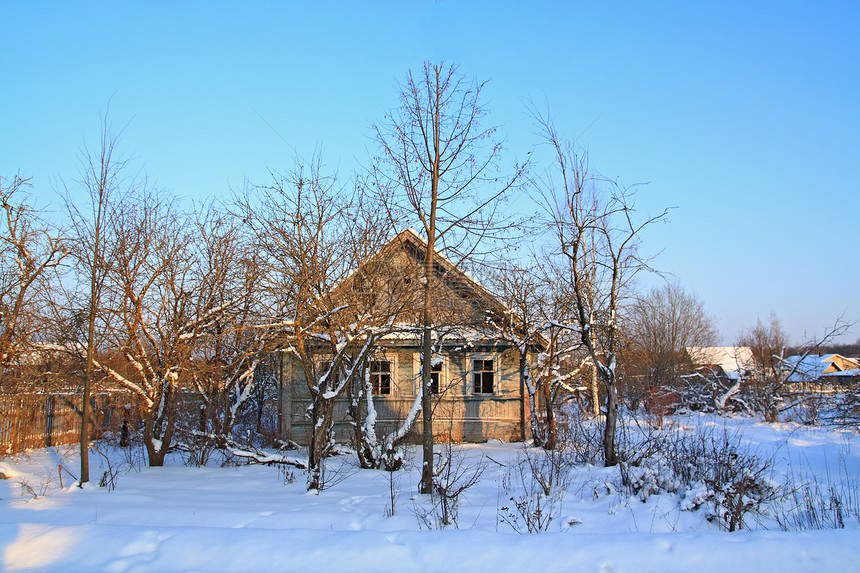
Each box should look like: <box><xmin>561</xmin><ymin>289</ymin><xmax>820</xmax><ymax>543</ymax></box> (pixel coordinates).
<box><xmin>279</xmin><ymin>346</ymin><xmax>525</xmax><ymax>445</ymax></box>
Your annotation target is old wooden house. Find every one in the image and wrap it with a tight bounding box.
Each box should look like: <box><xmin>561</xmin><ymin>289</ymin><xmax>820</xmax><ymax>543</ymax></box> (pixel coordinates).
<box><xmin>275</xmin><ymin>228</ymin><xmax>537</xmax><ymax>445</ymax></box>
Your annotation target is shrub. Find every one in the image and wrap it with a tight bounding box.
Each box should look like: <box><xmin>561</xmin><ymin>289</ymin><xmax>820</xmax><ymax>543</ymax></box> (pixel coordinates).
<box><xmin>619</xmin><ymin>420</ymin><xmax>779</xmax><ymax>531</ymax></box>
<box><xmin>499</xmin><ymin>443</ymin><xmax>575</xmax><ymax>533</ymax></box>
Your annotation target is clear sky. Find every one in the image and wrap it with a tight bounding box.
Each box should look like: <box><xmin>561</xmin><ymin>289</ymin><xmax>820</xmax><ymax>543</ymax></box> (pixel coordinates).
<box><xmin>2</xmin><ymin>1</ymin><xmax>858</xmax><ymax>345</ymax></box>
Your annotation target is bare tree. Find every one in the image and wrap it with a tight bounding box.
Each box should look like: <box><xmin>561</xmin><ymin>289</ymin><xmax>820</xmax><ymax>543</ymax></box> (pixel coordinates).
<box><xmin>537</xmin><ymin>112</ymin><xmax>667</xmax><ymax>466</ymax></box>
<box><xmin>85</xmin><ymin>191</ymin><xmax>248</xmax><ymax>466</ymax></box>
<box><xmin>185</xmin><ymin>206</ymin><xmax>273</xmax><ymax>460</ymax></box>
<box><xmin>97</xmin><ymin>192</ymin><xmax>191</xmax><ymax>466</ymax></box>
<box><xmin>0</xmin><ymin>174</ymin><xmax>67</xmax><ymax>388</ymax></box>
<box><xmin>485</xmin><ymin>260</ymin><xmax>586</xmax><ymax>449</ymax></box>
<box><xmin>63</xmin><ymin>117</ymin><xmax>128</xmax><ymax>484</ymax></box>
<box><xmin>738</xmin><ymin>314</ymin><xmax>852</xmax><ymax>422</ymax></box>
<box><xmin>624</xmin><ymin>282</ymin><xmax>718</xmax><ymax>410</ymax></box>
<box><xmin>738</xmin><ymin>314</ymin><xmax>786</xmax><ymax>421</ymax></box>
<box><xmin>241</xmin><ymin>159</ymin><xmax>413</xmax><ymax>489</ymax></box>
<box><xmin>371</xmin><ymin>62</ymin><xmax>522</xmax><ymax>492</ymax></box>
<box><xmin>486</xmin><ymin>263</ymin><xmax>544</xmax><ymax>443</ymax></box>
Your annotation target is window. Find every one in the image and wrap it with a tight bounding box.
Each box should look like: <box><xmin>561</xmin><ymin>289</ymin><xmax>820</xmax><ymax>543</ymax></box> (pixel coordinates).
<box><xmin>472</xmin><ymin>358</ymin><xmax>494</xmax><ymax>394</ymax></box>
<box><xmin>430</xmin><ymin>361</ymin><xmax>443</xmax><ymax>394</ymax></box>
<box><xmin>370</xmin><ymin>359</ymin><xmax>392</xmax><ymax>395</ymax></box>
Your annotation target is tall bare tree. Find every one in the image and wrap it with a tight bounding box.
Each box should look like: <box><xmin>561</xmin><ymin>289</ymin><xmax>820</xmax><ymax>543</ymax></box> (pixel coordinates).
<box><xmin>537</xmin><ymin>112</ymin><xmax>667</xmax><ymax>466</ymax></box>
<box><xmin>63</xmin><ymin>117</ymin><xmax>128</xmax><ymax>484</ymax></box>
<box><xmin>372</xmin><ymin>62</ymin><xmax>522</xmax><ymax>492</ymax></box>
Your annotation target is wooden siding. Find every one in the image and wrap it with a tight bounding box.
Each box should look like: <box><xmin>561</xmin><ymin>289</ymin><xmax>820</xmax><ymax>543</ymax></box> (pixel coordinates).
<box><xmin>280</xmin><ymin>346</ymin><xmax>525</xmax><ymax>445</ymax></box>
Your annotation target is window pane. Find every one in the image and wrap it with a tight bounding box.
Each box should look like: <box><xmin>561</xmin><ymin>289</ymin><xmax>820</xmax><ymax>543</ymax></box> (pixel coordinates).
<box><xmin>371</xmin><ymin>360</ymin><xmax>391</xmax><ymax>373</ymax></box>
<box><xmin>371</xmin><ymin>360</ymin><xmax>392</xmax><ymax>394</ymax></box>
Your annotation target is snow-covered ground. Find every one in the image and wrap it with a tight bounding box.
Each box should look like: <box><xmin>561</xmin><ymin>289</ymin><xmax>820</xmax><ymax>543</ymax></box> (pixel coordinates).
<box><xmin>2</xmin><ymin>414</ymin><xmax>859</xmax><ymax>572</ymax></box>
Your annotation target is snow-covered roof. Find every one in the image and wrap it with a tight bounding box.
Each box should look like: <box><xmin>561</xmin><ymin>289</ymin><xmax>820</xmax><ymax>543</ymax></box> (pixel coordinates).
<box><xmin>823</xmin><ymin>368</ymin><xmax>860</xmax><ymax>378</ymax></box>
<box><xmin>686</xmin><ymin>346</ymin><xmax>754</xmax><ymax>373</ymax></box>
<box><xmin>380</xmin><ymin>324</ymin><xmax>512</xmax><ymax>347</ymax></box>
<box><xmin>784</xmin><ymin>354</ymin><xmax>859</xmax><ymax>382</ymax></box>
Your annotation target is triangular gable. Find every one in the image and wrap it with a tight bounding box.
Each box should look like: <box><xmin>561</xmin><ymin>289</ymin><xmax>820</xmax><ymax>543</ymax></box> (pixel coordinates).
<box><xmin>340</xmin><ymin>228</ymin><xmax>507</xmax><ymax>318</ymax></box>
<box><xmin>332</xmin><ymin>228</ymin><xmax>538</xmax><ymax>346</ymax></box>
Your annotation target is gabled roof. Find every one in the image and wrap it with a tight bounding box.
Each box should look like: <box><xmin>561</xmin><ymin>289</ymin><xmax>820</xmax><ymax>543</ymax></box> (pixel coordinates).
<box><xmin>784</xmin><ymin>353</ymin><xmax>860</xmax><ymax>382</ymax></box>
<box><xmin>392</xmin><ymin>228</ymin><xmax>509</xmax><ymax>315</ymax></box>
<box><xmin>337</xmin><ymin>228</ymin><xmax>535</xmax><ymax>346</ymax></box>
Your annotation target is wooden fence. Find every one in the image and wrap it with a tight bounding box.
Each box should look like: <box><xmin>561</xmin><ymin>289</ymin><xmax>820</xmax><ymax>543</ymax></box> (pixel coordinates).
<box><xmin>0</xmin><ymin>393</ymin><xmax>133</xmax><ymax>455</ymax></box>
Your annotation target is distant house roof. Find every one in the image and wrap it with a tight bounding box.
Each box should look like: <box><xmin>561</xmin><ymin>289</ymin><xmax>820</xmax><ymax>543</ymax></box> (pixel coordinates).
<box><xmin>823</xmin><ymin>368</ymin><xmax>860</xmax><ymax>378</ymax></box>
<box><xmin>784</xmin><ymin>354</ymin><xmax>860</xmax><ymax>382</ymax></box>
<box><xmin>687</xmin><ymin>347</ymin><xmax>754</xmax><ymax>377</ymax></box>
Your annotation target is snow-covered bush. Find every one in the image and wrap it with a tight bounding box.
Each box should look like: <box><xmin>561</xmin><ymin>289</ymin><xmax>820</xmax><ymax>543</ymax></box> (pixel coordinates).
<box><xmin>672</xmin><ymin>374</ymin><xmax>752</xmax><ymax>416</ymax></box>
<box><xmin>704</xmin><ymin>464</ymin><xmax>780</xmax><ymax>531</ymax></box>
<box><xmin>831</xmin><ymin>390</ymin><xmax>860</xmax><ymax>427</ymax></box>
<box><xmin>619</xmin><ymin>420</ymin><xmax>779</xmax><ymax>530</ymax></box>
<box><xmin>621</xmin><ymin>454</ymin><xmax>682</xmax><ymax>502</ymax></box>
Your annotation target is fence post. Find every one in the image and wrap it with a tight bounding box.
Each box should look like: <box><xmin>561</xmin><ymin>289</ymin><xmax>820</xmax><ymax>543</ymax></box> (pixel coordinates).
<box><xmin>45</xmin><ymin>395</ymin><xmax>55</xmax><ymax>447</ymax></box>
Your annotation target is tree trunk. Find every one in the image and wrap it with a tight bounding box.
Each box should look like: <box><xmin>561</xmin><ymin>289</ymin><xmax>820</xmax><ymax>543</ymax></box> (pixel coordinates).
<box><xmin>419</xmin><ymin>309</ymin><xmax>433</xmax><ymax>493</ymax></box>
<box><xmin>308</xmin><ymin>395</ymin><xmax>333</xmax><ymax>489</ymax></box>
<box><xmin>420</xmin><ymin>210</ymin><xmax>437</xmax><ymax>494</ymax></box>
<box><xmin>518</xmin><ymin>352</ymin><xmax>528</xmax><ymax>442</ymax></box>
<box><xmin>603</xmin><ymin>379</ymin><xmax>619</xmax><ymax>466</ymax></box>
<box><xmin>541</xmin><ymin>376</ymin><xmax>557</xmax><ymax>450</ymax></box>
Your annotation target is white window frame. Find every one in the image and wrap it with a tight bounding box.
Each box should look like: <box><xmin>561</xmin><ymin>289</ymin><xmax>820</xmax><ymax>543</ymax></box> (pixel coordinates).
<box><xmin>470</xmin><ymin>353</ymin><xmax>498</xmax><ymax>395</ymax></box>
<box><xmin>369</xmin><ymin>353</ymin><xmax>397</xmax><ymax>396</ymax></box>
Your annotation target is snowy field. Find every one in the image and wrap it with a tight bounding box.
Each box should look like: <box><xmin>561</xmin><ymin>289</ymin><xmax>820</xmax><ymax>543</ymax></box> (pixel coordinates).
<box><xmin>2</xmin><ymin>414</ymin><xmax>860</xmax><ymax>572</ymax></box>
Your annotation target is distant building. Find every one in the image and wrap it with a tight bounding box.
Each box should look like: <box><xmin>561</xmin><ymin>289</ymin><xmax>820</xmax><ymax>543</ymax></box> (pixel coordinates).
<box><xmin>686</xmin><ymin>346</ymin><xmax>754</xmax><ymax>381</ymax></box>
<box><xmin>784</xmin><ymin>354</ymin><xmax>860</xmax><ymax>392</ymax></box>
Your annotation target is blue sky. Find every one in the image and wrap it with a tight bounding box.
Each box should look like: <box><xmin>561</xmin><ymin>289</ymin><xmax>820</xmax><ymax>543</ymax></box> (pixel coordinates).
<box><xmin>2</xmin><ymin>1</ymin><xmax>858</xmax><ymax>345</ymax></box>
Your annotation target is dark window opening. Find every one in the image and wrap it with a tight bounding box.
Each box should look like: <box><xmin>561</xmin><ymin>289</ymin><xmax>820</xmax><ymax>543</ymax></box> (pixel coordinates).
<box><xmin>473</xmin><ymin>359</ymin><xmax>494</xmax><ymax>394</ymax></box>
<box><xmin>430</xmin><ymin>361</ymin><xmax>442</xmax><ymax>394</ymax></box>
